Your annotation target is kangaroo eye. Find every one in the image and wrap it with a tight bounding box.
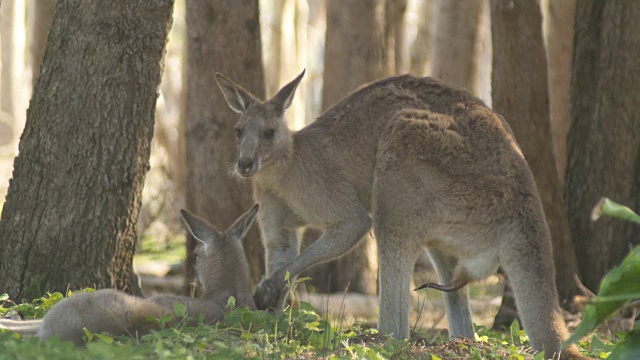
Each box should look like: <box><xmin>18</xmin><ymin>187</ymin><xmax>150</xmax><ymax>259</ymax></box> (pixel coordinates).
<box><xmin>235</xmin><ymin>128</ymin><xmax>243</xmax><ymax>139</ymax></box>
<box><xmin>263</xmin><ymin>129</ymin><xmax>275</xmax><ymax>140</ymax></box>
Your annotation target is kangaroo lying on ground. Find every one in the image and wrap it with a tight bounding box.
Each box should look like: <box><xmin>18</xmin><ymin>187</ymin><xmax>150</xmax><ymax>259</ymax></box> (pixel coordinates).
<box><xmin>0</xmin><ymin>205</ymin><xmax>258</xmax><ymax>345</ymax></box>
<box><xmin>215</xmin><ymin>71</ymin><xmax>591</xmax><ymax>359</ymax></box>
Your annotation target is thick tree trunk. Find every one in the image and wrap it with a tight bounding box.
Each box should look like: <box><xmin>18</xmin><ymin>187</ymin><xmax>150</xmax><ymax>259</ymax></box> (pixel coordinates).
<box><xmin>0</xmin><ymin>0</ymin><xmax>26</xmax><ymax>145</ymax></box>
<box><xmin>542</xmin><ymin>0</ymin><xmax>575</xmax><ymax>184</ymax></box>
<box><xmin>30</xmin><ymin>0</ymin><xmax>57</xmax><ymax>86</ymax></box>
<box><xmin>431</xmin><ymin>0</ymin><xmax>485</xmax><ymax>96</ymax></box>
<box><xmin>306</xmin><ymin>0</ymin><xmax>386</xmax><ymax>295</ymax></box>
<box><xmin>0</xmin><ymin>0</ymin><xmax>173</xmax><ymax>301</ymax></box>
<box><xmin>567</xmin><ymin>0</ymin><xmax>640</xmax><ymax>292</ymax></box>
<box><xmin>184</xmin><ymin>0</ymin><xmax>265</xmax><ymax>292</ymax></box>
<box><xmin>490</xmin><ymin>0</ymin><xmax>581</xmax><ymax>322</ymax></box>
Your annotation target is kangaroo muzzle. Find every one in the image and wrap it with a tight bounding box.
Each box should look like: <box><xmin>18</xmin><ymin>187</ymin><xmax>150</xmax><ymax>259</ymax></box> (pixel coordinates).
<box><xmin>237</xmin><ymin>157</ymin><xmax>258</xmax><ymax>177</ymax></box>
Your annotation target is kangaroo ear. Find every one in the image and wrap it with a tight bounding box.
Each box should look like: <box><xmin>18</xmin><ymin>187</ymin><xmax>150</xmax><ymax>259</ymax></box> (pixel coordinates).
<box><xmin>216</xmin><ymin>73</ymin><xmax>259</xmax><ymax>113</ymax></box>
<box><xmin>228</xmin><ymin>204</ymin><xmax>259</xmax><ymax>241</ymax></box>
<box><xmin>270</xmin><ymin>69</ymin><xmax>305</xmax><ymax>113</ymax></box>
<box><xmin>180</xmin><ymin>209</ymin><xmax>220</xmax><ymax>248</ymax></box>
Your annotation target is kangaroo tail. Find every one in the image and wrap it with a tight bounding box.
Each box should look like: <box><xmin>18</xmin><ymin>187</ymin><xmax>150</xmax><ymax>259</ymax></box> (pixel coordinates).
<box><xmin>0</xmin><ymin>319</ymin><xmax>43</xmax><ymax>335</ymax></box>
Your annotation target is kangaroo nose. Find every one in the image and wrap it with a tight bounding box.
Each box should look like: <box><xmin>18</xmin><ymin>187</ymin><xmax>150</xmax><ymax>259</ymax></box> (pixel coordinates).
<box><xmin>237</xmin><ymin>158</ymin><xmax>255</xmax><ymax>175</ymax></box>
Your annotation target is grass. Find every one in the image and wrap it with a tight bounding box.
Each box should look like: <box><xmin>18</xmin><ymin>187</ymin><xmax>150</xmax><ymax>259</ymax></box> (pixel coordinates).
<box><xmin>1</xmin><ymin>290</ymin><xmax>609</xmax><ymax>360</ymax></box>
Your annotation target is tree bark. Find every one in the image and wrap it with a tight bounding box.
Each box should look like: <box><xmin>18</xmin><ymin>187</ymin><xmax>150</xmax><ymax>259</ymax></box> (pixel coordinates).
<box><xmin>542</xmin><ymin>0</ymin><xmax>576</xmax><ymax>184</ymax></box>
<box><xmin>490</xmin><ymin>0</ymin><xmax>581</xmax><ymax>319</ymax></box>
<box><xmin>431</xmin><ymin>0</ymin><xmax>485</xmax><ymax>96</ymax></box>
<box><xmin>384</xmin><ymin>0</ymin><xmax>407</xmax><ymax>75</ymax></box>
<box><xmin>184</xmin><ymin>0</ymin><xmax>265</xmax><ymax>292</ymax></box>
<box><xmin>567</xmin><ymin>0</ymin><xmax>640</xmax><ymax>292</ymax></box>
<box><xmin>0</xmin><ymin>0</ymin><xmax>26</xmax><ymax>144</ymax></box>
<box><xmin>30</xmin><ymin>0</ymin><xmax>57</xmax><ymax>86</ymax></box>
<box><xmin>409</xmin><ymin>0</ymin><xmax>432</xmax><ymax>76</ymax></box>
<box><xmin>306</xmin><ymin>0</ymin><xmax>386</xmax><ymax>295</ymax></box>
<box><xmin>0</xmin><ymin>0</ymin><xmax>173</xmax><ymax>301</ymax></box>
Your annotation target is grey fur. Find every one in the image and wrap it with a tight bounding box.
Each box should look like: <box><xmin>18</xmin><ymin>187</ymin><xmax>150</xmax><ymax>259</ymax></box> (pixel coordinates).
<box><xmin>0</xmin><ymin>205</ymin><xmax>258</xmax><ymax>345</ymax></box>
<box><xmin>217</xmin><ymin>72</ymin><xmax>591</xmax><ymax>360</ymax></box>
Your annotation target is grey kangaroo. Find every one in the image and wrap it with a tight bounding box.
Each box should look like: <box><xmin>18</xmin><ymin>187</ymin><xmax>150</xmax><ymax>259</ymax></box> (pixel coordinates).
<box><xmin>215</xmin><ymin>71</ymin><xmax>591</xmax><ymax>360</ymax></box>
<box><xmin>0</xmin><ymin>205</ymin><xmax>258</xmax><ymax>345</ymax></box>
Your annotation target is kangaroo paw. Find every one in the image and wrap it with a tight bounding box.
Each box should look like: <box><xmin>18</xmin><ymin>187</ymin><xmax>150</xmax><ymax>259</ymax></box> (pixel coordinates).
<box><xmin>254</xmin><ymin>278</ymin><xmax>281</xmax><ymax>310</ymax></box>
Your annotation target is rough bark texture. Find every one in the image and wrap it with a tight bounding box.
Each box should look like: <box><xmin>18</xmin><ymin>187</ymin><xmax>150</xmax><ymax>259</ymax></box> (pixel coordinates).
<box><xmin>307</xmin><ymin>0</ymin><xmax>386</xmax><ymax>294</ymax></box>
<box><xmin>0</xmin><ymin>0</ymin><xmax>173</xmax><ymax>301</ymax></box>
<box><xmin>30</xmin><ymin>0</ymin><xmax>57</xmax><ymax>86</ymax></box>
<box><xmin>490</xmin><ymin>0</ymin><xmax>581</xmax><ymax>318</ymax></box>
<box><xmin>184</xmin><ymin>0</ymin><xmax>265</xmax><ymax>291</ymax></box>
<box><xmin>542</xmin><ymin>0</ymin><xmax>575</xmax><ymax>184</ymax></box>
<box><xmin>567</xmin><ymin>0</ymin><xmax>640</xmax><ymax>292</ymax></box>
<box><xmin>431</xmin><ymin>0</ymin><xmax>484</xmax><ymax>96</ymax></box>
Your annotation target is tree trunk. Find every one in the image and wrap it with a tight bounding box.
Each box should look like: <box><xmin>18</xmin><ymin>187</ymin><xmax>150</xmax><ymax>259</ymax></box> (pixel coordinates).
<box><xmin>306</xmin><ymin>0</ymin><xmax>386</xmax><ymax>295</ymax></box>
<box><xmin>542</xmin><ymin>0</ymin><xmax>576</xmax><ymax>184</ymax></box>
<box><xmin>0</xmin><ymin>0</ymin><xmax>173</xmax><ymax>301</ymax></box>
<box><xmin>567</xmin><ymin>0</ymin><xmax>640</xmax><ymax>292</ymax></box>
<box><xmin>30</xmin><ymin>0</ymin><xmax>57</xmax><ymax>86</ymax></box>
<box><xmin>431</xmin><ymin>0</ymin><xmax>485</xmax><ymax>96</ymax></box>
<box><xmin>490</xmin><ymin>0</ymin><xmax>581</xmax><ymax>322</ymax></box>
<box><xmin>0</xmin><ymin>0</ymin><xmax>26</xmax><ymax>145</ymax></box>
<box><xmin>384</xmin><ymin>0</ymin><xmax>407</xmax><ymax>75</ymax></box>
<box><xmin>184</xmin><ymin>0</ymin><xmax>265</xmax><ymax>292</ymax></box>
<box><xmin>408</xmin><ymin>0</ymin><xmax>432</xmax><ymax>76</ymax></box>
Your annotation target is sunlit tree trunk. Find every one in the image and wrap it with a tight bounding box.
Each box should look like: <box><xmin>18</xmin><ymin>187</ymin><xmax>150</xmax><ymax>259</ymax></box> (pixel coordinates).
<box><xmin>0</xmin><ymin>0</ymin><xmax>173</xmax><ymax>301</ymax></box>
<box><xmin>384</xmin><ymin>0</ymin><xmax>407</xmax><ymax>75</ymax></box>
<box><xmin>1</xmin><ymin>0</ymin><xmax>26</xmax><ymax>145</ymax></box>
<box><xmin>491</xmin><ymin>0</ymin><xmax>581</xmax><ymax>325</ymax></box>
<box><xmin>306</xmin><ymin>0</ymin><xmax>386</xmax><ymax>295</ymax></box>
<box><xmin>567</xmin><ymin>0</ymin><xmax>640</xmax><ymax>292</ymax></box>
<box><xmin>542</xmin><ymin>0</ymin><xmax>575</xmax><ymax>184</ymax></box>
<box><xmin>184</xmin><ymin>0</ymin><xmax>266</xmax><ymax>292</ymax></box>
<box><xmin>408</xmin><ymin>0</ymin><xmax>432</xmax><ymax>76</ymax></box>
<box><xmin>431</xmin><ymin>0</ymin><xmax>485</xmax><ymax>96</ymax></box>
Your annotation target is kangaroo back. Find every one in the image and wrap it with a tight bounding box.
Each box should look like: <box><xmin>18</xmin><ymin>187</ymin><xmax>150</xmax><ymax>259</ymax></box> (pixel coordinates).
<box><xmin>2</xmin><ymin>205</ymin><xmax>258</xmax><ymax>345</ymax></box>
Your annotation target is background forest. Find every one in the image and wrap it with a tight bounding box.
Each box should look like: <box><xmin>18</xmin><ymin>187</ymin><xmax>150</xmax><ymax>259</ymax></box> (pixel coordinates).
<box><xmin>0</xmin><ymin>0</ymin><xmax>638</xmax><ymax>358</ymax></box>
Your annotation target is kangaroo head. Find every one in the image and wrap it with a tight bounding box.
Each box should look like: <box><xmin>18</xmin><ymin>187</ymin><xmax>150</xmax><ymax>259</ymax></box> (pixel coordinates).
<box><xmin>216</xmin><ymin>70</ymin><xmax>305</xmax><ymax>177</ymax></box>
<box><xmin>179</xmin><ymin>204</ymin><xmax>259</xmax><ymax>298</ymax></box>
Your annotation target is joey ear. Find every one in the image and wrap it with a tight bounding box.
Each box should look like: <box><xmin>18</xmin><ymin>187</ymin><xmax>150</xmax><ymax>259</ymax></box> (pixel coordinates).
<box><xmin>215</xmin><ymin>73</ymin><xmax>259</xmax><ymax>113</ymax></box>
<box><xmin>228</xmin><ymin>204</ymin><xmax>259</xmax><ymax>241</ymax></box>
<box><xmin>270</xmin><ymin>69</ymin><xmax>305</xmax><ymax>113</ymax></box>
<box><xmin>180</xmin><ymin>209</ymin><xmax>220</xmax><ymax>248</ymax></box>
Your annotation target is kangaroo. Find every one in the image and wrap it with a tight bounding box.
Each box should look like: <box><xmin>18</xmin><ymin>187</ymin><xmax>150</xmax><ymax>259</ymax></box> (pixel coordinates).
<box><xmin>0</xmin><ymin>205</ymin><xmax>258</xmax><ymax>345</ymax></box>
<box><xmin>215</xmin><ymin>71</ymin><xmax>591</xmax><ymax>360</ymax></box>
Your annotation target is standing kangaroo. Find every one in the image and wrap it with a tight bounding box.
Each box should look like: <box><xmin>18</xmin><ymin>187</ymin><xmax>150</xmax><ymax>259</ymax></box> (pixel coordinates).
<box><xmin>0</xmin><ymin>205</ymin><xmax>258</xmax><ymax>345</ymax></box>
<box><xmin>215</xmin><ymin>71</ymin><xmax>591</xmax><ymax>360</ymax></box>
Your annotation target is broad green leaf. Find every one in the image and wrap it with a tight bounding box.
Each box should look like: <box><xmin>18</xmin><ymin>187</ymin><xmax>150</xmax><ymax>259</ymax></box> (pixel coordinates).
<box><xmin>591</xmin><ymin>197</ymin><xmax>640</xmax><ymax>225</ymax></box>
<box><xmin>430</xmin><ymin>355</ymin><xmax>443</xmax><ymax>360</ymax></box>
<box><xmin>83</xmin><ymin>327</ymin><xmax>94</xmax><ymax>342</ymax></box>
<box><xmin>226</xmin><ymin>296</ymin><xmax>236</xmax><ymax>308</ymax></box>
<box><xmin>172</xmin><ymin>303</ymin><xmax>187</xmax><ymax>318</ymax></box>
<box><xmin>564</xmin><ymin>246</ymin><xmax>640</xmax><ymax>346</ymax></box>
<box><xmin>607</xmin><ymin>328</ymin><xmax>640</xmax><ymax>360</ymax></box>
<box><xmin>93</xmin><ymin>333</ymin><xmax>114</xmax><ymax>344</ymax></box>
<box><xmin>510</xmin><ymin>320</ymin><xmax>521</xmax><ymax>346</ymax></box>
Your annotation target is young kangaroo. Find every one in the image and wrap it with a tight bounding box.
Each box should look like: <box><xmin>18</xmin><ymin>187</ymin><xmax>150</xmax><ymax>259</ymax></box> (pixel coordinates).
<box><xmin>215</xmin><ymin>71</ymin><xmax>591</xmax><ymax>360</ymax></box>
<box><xmin>0</xmin><ymin>205</ymin><xmax>258</xmax><ymax>345</ymax></box>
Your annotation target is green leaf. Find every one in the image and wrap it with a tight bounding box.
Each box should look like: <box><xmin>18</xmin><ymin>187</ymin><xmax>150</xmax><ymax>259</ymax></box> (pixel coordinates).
<box><xmin>510</xmin><ymin>320</ymin><xmax>521</xmax><ymax>346</ymax></box>
<box><xmin>284</xmin><ymin>271</ymin><xmax>291</xmax><ymax>282</ymax></box>
<box><xmin>564</xmin><ymin>246</ymin><xmax>640</xmax><ymax>347</ymax></box>
<box><xmin>591</xmin><ymin>197</ymin><xmax>640</xmax><ymax>225</ymax></box>
<box><xmin>226</xmin><ymin>296</ymin><xmax>236</xmax><ymax>308</ymax></box>
<box><xmin>431</xmin><ymin>355</ymin><xmax>443</xmax><ymax>360</ymax></box>
<box><xmin>607</xmin><ymin>328</ymin><xmax>640</xmax><ymax>360</ymax></box>
<box><xmin>93</xmin><ymin>333</ymin><xmax>114</xmax><ymax>344</ymax></box>
<box><xmin>83</xmin><ymin>327</ymin><xmax>94</xmax><ymax>342</ymax></box>
<box><xmin>172</xmin><ymin>303</ymin><xmax>187</xmax><ymax>318</ymax></box>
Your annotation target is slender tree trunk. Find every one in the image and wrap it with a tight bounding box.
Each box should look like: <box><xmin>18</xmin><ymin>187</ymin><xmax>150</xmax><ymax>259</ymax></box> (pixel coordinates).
<box><xmin>567</xmin><ymin>0</ymin><xmax>640</xmax><ymax>292</ymax></box>
<box><xmin>184</xmin><ymin>0</ymin><xmax>265</xmax><ymax>292</ymax></box>
<box><xmin>542</xmin><ymin>0</ymin><xmax>575</xmax><ymax>184</ymax></box>
<box><xmin>409</xmin><ymin>0</ymin><xmax>432</xmax><ymax>76</ymax></box>
<box><xmin>431</xmin><ymin>0</ymin><xmax>485</xmax><ymax>96</ymax></box>
<box><xmin>1</xmin><ymin>0</ymin><xmax>26</xmax><ymax>144</ymax></box>
<box><xmin>384</xmin><ymin>0</ymin><xmax>407</xmax><ymax>75</ymax></box>
<box><xmin>490</xmin><ymin>0</ymin><xmax>581</xmax><ymax>324</ymax></box>
<box><xmin>306</xmin><ymin>0</ymin><xmax>386</xmax><ymax>295</ymax></box>
<box><xmin>30</xmin><ymin>0</ymin><xmax>56</xmax><ymax>86</ymax></box>
<box><xmin>0</xmin><ymin>0</ymin><xmax>173</xmax><ymax>301</ymax></box>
